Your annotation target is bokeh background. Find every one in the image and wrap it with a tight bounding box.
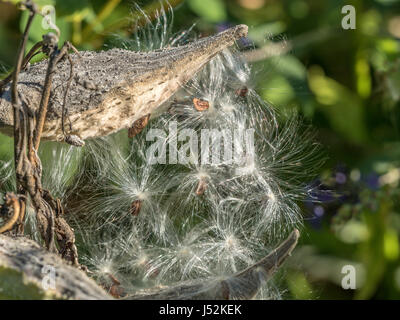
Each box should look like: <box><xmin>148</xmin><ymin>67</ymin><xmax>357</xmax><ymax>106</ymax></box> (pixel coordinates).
<box><xmin>0</xmin><ymin>0</ymin><xmax>400</xmax><ymax>299</ymax></box>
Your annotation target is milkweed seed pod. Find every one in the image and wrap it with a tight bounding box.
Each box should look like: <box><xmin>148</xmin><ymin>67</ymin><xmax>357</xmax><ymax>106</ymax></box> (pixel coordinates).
<box><xmin>0</xmin><ymin>25</ymin><xmax>248</xmax><ymax>143</ymax></box>
<box><xmin>0</xmin><ymin>5</ymin><xmax>322</xmax><ymax>300</ymax></box>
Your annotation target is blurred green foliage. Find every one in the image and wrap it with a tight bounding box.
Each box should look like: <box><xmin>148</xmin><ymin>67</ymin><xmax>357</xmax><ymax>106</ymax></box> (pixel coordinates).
<box><xmin>0</xmin><ymin>0</ymin><xmax>400</xmax><ymax>299</ymax></box>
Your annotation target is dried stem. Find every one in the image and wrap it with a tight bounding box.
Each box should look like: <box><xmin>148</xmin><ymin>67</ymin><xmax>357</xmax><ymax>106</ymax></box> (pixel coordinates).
<box><xmin>33</xmin><ymin>42</ymin><xmax>70</xmax><ymax>151</ymax></box>
<box><xmin>1</xmin><ymin>1</ymin><xmax>80</xmax><ymax>267</ymax></box>
<box><xmin>61</xmin><ymin>54</ymin><xmax>75</xmax><ymax>137</ymax></box>
<box><xmin>0</xmin><ymin>193</ymin><xmax>21</xmax><ymax>234</ymax></box>
<box><xmin>10</xmin><ymin>0</ymin><xmax>37</xmax><ymax>236</ymax></box>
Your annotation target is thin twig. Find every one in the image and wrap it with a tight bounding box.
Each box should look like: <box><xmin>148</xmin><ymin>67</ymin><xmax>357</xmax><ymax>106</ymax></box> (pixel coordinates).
<box><xmin>62</xmin><ymin>54</ymin><xmax>75</xmax><ymax>137</ymax></box>
<box><xmin>0</xmin><ymin>41</ymin><xmax>43</xmax><ymax>93</ymax></box>
<box><xmin>12</xmin><ymin>2</ymin><xmax>37</xmax><ymax>160</ymax></box>
<box><xmin>33</xmin><ymin>42</ymin><xmax>70</xmax><ymax>151</ymax></box>
<box><xmin>10</xmin><ymin>1</ymin><xmax>37</xmax><ymax>235</ymax></box>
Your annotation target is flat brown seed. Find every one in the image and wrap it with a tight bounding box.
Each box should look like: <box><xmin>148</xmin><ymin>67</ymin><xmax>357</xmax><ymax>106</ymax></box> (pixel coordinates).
<box><xmin>106</xmin><ymin>274</ymin><xmax>124</xmax><ymax>298</ymax></box>
<box><xmin>128</xmin><ymin>114</ymin><xmax>151</xmax><ymax>138</ymax></box>
<box><xmin>235</xmin><ymin>86</ymin><xmax>248</xmax><ymax>97</ymax></box>
<box><xmin>195</xmin><ymin>178</ymin><xmax>207</xmax><ymax>196</ymax></box>
<box><xmin>193</xmin><ymin>98</ymin><xmax>209</xmax><ymax>111</ymax></box>
<box><xmin>108</xmin><ymin>273</ymin><xmax>121</xmax><ymax>286</ymax></box>
<box><xmin>130</xmin><ymin>199</ymin><xmax>142</xmax><ymax>216</ymax></box>
<box><xmin>220</xmin><ymin>280</ymin><xmax>231</xmax><ymax>300</ymax></box>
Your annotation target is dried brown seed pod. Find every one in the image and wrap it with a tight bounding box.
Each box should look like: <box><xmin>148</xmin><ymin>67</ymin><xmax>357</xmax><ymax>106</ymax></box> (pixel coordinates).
<box><xmin>193</xmin><ymin>98</ymin><xmax>210</xmax><ymax>111</ymax></box>
<box><xmin>0</xmin><ymin>25</ymin><xmax>249</xmax><ymax>141</ymax></box>
<box><xmin>130</xmin><ymin>199</ymin><xmax>142</xmax><ymax>216</ymax></box>
<box><xmin>128</xmin><ymin>114</ymin><xmax>151</xmax><ymax>138</ymax></box>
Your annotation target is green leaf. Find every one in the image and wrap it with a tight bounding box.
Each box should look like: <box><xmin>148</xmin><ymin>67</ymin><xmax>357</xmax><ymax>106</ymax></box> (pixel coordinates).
<box><xmin>308</xmin><ymin>66</ymin><xmax>368</xmax><ymax>144</ymax></box>
<box><xmin>270</xmin><ymin>55</ymin><xmax>307</xmax><ymax>80</ymax></box>
<box><xmin>54</xmin><ymin>0</ymin><xmax>89</xmax><ymax>17</ymax></box>
<box><xmin>261</xmin><ymin>75</ymin><xmax>295</xmax><ymax>107</ymax></box>
<box><xmin>187</xmin><ymin>0</ymin><xmax>227</xmax><ymax>23</ymax></box>
<box><xmin>286</xmin><ymin>271</ymin><xmax>315</xmax><ymax>299</ymax></box>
